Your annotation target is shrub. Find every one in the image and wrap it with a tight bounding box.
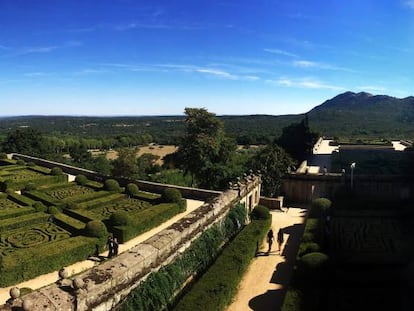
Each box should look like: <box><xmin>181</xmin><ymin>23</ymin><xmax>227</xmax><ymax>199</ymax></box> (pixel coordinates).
<box><xmin>0</xmin><ymin>153</ymin><xmax>7</xmax><ymax>159</ymax></box>
<box><xmin>16</xmin><ymin>159</ymin><xmax>25</xmax><ymax>165</ymax></box>
<box><xmin>27</xmin><ymin>162</ymin><xmax>36</xmax><ymax>167</ymax></box>
<box><xmin>25</xmin><ymin>182</ymin><xmax>37</xmax><ymax>191</ymax></box>
<box><xmin>33</xmin><ymin>201</ymin><xmax>47</xmax><ymax>212</ymax></box>
<box><xmin>297</xmin><ymin>242</ymin><xmax>321</xmax><ymax>258</ymax></box>
<box><xmin>250</xmin><ymin>205</ymin><xmax>270</xmax><ymax>220</ymax></box>
<box><xmin>110</xmin><ymin>211</ymin><xmax>130</xmax><ymax>226</ymax></box>
<box><xmin>125</xmin><ymin>183</ymin><xmax>139</xmax><ymax>196</ymax></box>
<box><xmin>297</xmin><ymin>252</ymin><xmax>329</xmax><ymax>284</ymax></box>
<box><xmin>104</xmin><ymin>179</ymin><xmax>121</xmax><ymax>192</ymax></box>
<box><xmin>85</xmin><ymin>220</ymin><xmax>108</xmax><ymax>239</ymax></box>
<box><xmin>47</xmin><ymin>206</ymin><xmax>60</xmax><ymax>215</ymax></box>
<box><xmin>75</xmin><ymin>174</ymin><xmax>88</xmax><ymax>185</ymax></box>
<box><xmin>50</xmin><ymin>167</ymin><xmax>63</xmax><ymax>176</ymax></box>
<box><xmin>161</xmin><ymin>187</ymin><xmax>182</xmax><ymax>203</ymax></box>
<box><xmin>309</xmin><ymin>198</ymin><xmax>332</xmax><ymax>218</ymax></box>
<box><xmin>281</xmin><ymin>288</ymin><xmax>304</xmax><ymax>311</ymax></box>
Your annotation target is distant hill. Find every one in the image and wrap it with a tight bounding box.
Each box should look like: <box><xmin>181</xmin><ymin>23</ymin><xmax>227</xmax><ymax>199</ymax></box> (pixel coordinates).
<box><xmin>307</xmin><ymin>91</ymin><xmax>414</xmax><ymax>139</ymax></box>
<box><xmin>0</xmin><ymin>91</ymin><xmax>413</xmax><ymax>143</ymax></box>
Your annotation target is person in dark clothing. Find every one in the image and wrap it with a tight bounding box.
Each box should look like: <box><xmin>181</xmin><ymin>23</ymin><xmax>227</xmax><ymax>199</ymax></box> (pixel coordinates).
<box><xmin>267</xmin><ymin>229</ymin><xmax>274</xmax><ymax>254</ymax></box>
<box><xmin>113</xmin><ymin>237</ymin><xmax>119</xmax><ymax>256</ymax></box>
<box><xmin>277</xmin><ymin>228</ymin><xmax>284</xmax><ymax>252</ymax></box>
<box><xmin>107</xmin><ymin>236</ymin><xmax>114</xmax><ymax>258</ymax></box>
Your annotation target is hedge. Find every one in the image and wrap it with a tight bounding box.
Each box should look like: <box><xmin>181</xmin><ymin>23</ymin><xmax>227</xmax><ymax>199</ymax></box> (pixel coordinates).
<box><xmin>2</xmin><ymin>174</ymin><xmax>68</xmax><ymax>191</ymax></box>
<box><xmin>54</xmin><ymin>213</ymin><xmax>86</xmax><ymax>233</ymax></box>
<box><xmin>174</xmin><ymin>218</ymin><xmax>271</xmax><ymax>311</ymax></box>
<box><xmin>281</xmin><ymin>288</ymin><xmax>304</xmax><ymax>311</ymax></box>
<box><xmin>0</xmin><ymin>212</ymin><xmax>49</xmax><ymax>233</ymax></box>
<box><xmin>0</xmin><ymin>236</ymin><xmax>99</xmax><ymax>287</ymax></box>
<box><xmin>77</xmin><ymin>193</ymin><xmax>126</xmax><ymax>210</ymax></box>
<box><xmin>27</xmin><ymin>165</ymin><xmax>51</xmax><ymax>174</ymax></box>
<box><xmin>0</xmin><ymin>207</ymin><xmax>34</xmax><ymax>221</ymax></box>
<box><xmin>112</xmin><ymin>203</ymin><xmax>184</xmax><ymax>243</ymax></box>
<box><xmin>7</xmin><ymin>192</ymin><xmax>36</xmax><ymax>206</ymax></box>
<box><xmin>23</xmin><ymin>190</ymin><xmax>57</xmax><ymax>206</ymax></box>
<box><xmin>120</xmin><ymin>203</ymin><xmax>249</xmax><ymax>311</ymax></box>
<box><xmin>132</xmin><ymin>191</ymin><xmax>160</xmax><ymax>202</ymax></box>
<box><xmin>62</xmin><ymin>190</ymin><xmax>111</xmax><ymax>204</ymax></box>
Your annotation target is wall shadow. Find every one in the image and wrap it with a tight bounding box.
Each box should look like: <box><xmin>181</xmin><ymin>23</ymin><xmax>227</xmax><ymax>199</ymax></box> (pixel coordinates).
<box><xmin>248</xmin><ymin>289</ymin><xmax>286</xmax><ymax>311</ymax></box>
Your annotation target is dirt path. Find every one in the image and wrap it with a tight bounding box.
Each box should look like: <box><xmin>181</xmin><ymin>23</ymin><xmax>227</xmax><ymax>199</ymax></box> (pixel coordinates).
<box><xmin>0</xmin><ymin>199</ymin><xmax>203</xmax><ymax>303</ymax></box>
<box><xmin>227</xmin><ymin>206</ymin><xmax>307</xmax><ymax>311</ymax></box>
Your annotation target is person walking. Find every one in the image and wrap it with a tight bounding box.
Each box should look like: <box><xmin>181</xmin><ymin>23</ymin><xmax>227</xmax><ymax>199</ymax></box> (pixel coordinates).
<box><xmin>107</xmin><ymin>236</ymin><xmax>114</xmax><ymax>258</ymax></box>
<box><xmin>277</xmin><ymin>228</ymin><xmax>284</xmax><ymax>253</ymax></box>
<box><xmin>113</xmin><ymin>237</ymin><xmax>119</xmax><ymax>256</ymax></box>
<box><xmin>267</xmin><ymin>229</ymin><xmax>274</xmax><ymax>254</ymax></box>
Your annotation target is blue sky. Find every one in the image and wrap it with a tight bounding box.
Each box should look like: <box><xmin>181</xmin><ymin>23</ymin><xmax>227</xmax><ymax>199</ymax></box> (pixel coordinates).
<box><xmin>1</xmin><ymin>0</ymin><xmax>413</xmax><ymax>116</ymax></box>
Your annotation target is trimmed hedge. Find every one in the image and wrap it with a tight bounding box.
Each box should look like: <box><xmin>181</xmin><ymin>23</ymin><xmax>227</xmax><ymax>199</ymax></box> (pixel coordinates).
<box><xmin>50</xmin><ymin>167</ymin><xmax>63</xmax><ymax>176</ymax></box>
<box><xmin>309</xmin><ymin>198</ymin><xmax>332</xmax><ymax>218</ymax></box>
<box><xmin>0</xmin><ymin>207</ymin><xmax>34</xmax><ymax>221</ymax></box>
<box><xmin>113</xmin><ymin>203</ymin><xmax>184</xmax><ymax>243</ymax></box>
<box><xmin>0</xmin><ymin>212</ymin><xmax>49</xmax><ymax>233</ymax></box>
<box><xmin>282</xmin><ymin>288</ymin><xmax>304</xmax><ymax>311</ymax></box>
<box><xmin>125</xmin><ymin>183</ymin><xmax>139</xmax><ymax>196</ymax></box>
<box><xmin>110</xmin><ymin>211</ymin><xmax>130</xmax><ymax>226</ymax></box>
<box><xmin>2</xmin><ymin>174</ymin><xmax>68</xmax><ymax>191</ymax></box>
<box><xmin>250</xmin><ymin>204</ymin><xmax>271</xmax><ymax>220</ymax></box>
<box><xmin>77</xmin><ymin>193</ymin><xmax>126</xmax><ymax>210</ymax></box>
<box><xmin>0</xmin><ymin>236</ymin><xmax>99</xmax><ymax>287</ymax></box>
<box><xmin>104</xmin><ymin>179</ymin><xmax>121</xmax><ymax>192</ymax></box>
<box><xmin>120</xmin><ymin>203</ymin><xmax>249</xmax><ymax>311</ymax></box>
<box><xmin>132</xmin><ymin>191</ymin><xmax>161</xmax><ymax>203</ymax></box>
<box><xmin>174</xmin><ymin>217</ymin><xmax>271</xmax><ymax>311</ymax></box>
<box><xmin>54</xmin><ymin>213</ymin><xmax>86</xmax><ymax>233</ymax></box>
<box><xmin>23</xmin><ymin>190</ymin><xmax>57</xmax><ymax>206</ymax></box>
<box><xmin>85</xmin><ymin>220</ymin><xmax>108</xmax><ymax>239</ymax></box>
<box><xmin>75</xmin><ymin>174</ymin><xmax>88</xmax><ymax>185</ymax></box>
<box><xmin>7</xmin><ymin>192</ymin><xmax>36</xmax><ymax>206</ymax></box>
<box><xmin>27</xmin><ymin>165</ymin><xmax>51</xmax><ymax>174</ymax></box>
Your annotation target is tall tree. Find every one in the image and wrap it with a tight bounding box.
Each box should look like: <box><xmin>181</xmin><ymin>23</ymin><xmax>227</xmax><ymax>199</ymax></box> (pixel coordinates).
<box><xmin>277</xmin><ymin>115</ymin><xmax>318</xmax><ymax>163</ymax></box>
<box><xmin>112</xmin><ymin>148</ymin><xmax>138</xmax><ymax>178</ymax></box>
<box><xmin>249</xmin><ymin>144</ymin><xmax>294</xmax><ymax>197</ymax></box>
<box><xmin>176</xmin><ymin>108</ymin><xmax>237</xmax><ymax>189</ymax></box>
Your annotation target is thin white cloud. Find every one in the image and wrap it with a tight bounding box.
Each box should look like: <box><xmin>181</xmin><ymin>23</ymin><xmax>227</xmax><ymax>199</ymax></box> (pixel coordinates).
<box><xmin>267</xmin><ymin>77</ymin><xmax>345</xmax><ymax>91</ymax></box>
<box><xmin>404</xmin><ymin>0</ymin><xmax>414</xmax><ymax>9</ymax></box>
<box><xmin>293</xmin><ymin>59</ymin><xmax>354</xmax><ymax>72</ymax></box>
<box><xmin>24</xmin><ymin>46</ymin><xmax>58</xmax><ymax>54</ymax></box>
<box><xmin>74</xmin><ymin>69</ymin><xmax>109</xmax><ymax>75</ymax></box>
<box><xmin>103</xmin><ymin>62</ymin><xmax>259</xmax><ymax>81</ymax></box>
<box><xmin>115</xmin><ymin>22</ymin><xmax>200</xmax><ymax>31</ymax></box>
<box><xmin>264</xmin><ymin>48</ymin><xmax>298</xmax><ymax>58</ymax></box>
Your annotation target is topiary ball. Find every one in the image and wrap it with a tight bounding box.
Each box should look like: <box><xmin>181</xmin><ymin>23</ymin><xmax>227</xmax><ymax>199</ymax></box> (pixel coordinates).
<box><xmin>75</xmin><ymin>174</ymin><xmax>88</xmax><ymax>185</ymax></box>
<box><xmin>297</xmin><ymin>252</ymin><xmax>329</xmax><ymax>282</ymax></box>
<box><xmin>110</xmin><ymin>211</ymin><xmax>130</xmax><ymax>226</ymax></box>
<box><xmin>24</xmin><ymin>182</ymin><xmax>37</xmax><ymax>191</ymax></box>
<box><xmin>250</xmin><ymin>205</ymin><xmax>270</xmax><ymax>220</ymax></box>
<box><xmin>85</xmin><ymin>220</ymin><xmax>108</xmax><ymax>239</ymax></box>
<box><xmin>104</xmin><ymin>179</ymin><xmax>121</xmax><ymax>192</ymax></box>
<box><xmin>162</xmin><ymin>188</ymin><xmax>182</xmax><ymax>203</ymax></box>
<box><xmin>48</xmin><ymin>206</ymin><xmax>60</xmax><ymax>215</ymax></box>
<box><xmin>51</xmin><ymin>167</ymin><xmax>63</xmax><ymax>175</ymax></box>
<box><xmin>309</xmin><ymin>198</ymin><xmax>332</xmax><ymax>218</ymax></box>
<box><xmin>33</xmin><ymin>201</ymin><xmax>47</xmax><ymax>212</ymax></box>
<box><xmin>125</xmin><ymin>183</ymin><xmax>139</xmax><ymax>196</ymax></box>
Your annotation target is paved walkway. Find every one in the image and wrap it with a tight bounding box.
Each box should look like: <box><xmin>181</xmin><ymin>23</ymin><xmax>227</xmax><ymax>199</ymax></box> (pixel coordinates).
<box><xmin>227</xmin><ymin>206</ymin><xmax>308</xmax><ymax>311</ymax></box>
<box><xmin>0</xmin><ymin>199</ymin><xmax>204</xmax><ymax>303</ymax></box>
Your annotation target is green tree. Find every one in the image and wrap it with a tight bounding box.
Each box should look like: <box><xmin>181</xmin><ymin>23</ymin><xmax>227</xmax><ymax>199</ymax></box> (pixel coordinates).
<box><xmin>70</xmin><ymin>144</ymin><xmax>92</xmax><ymax>163</ymax></box>
<box><xmin>112</xmin><ymin>148</ymin><xmax>138</xmax><ymax>178</ymax></box>
<box><xmin>277</xmin><ymin>115</ymin><xmax>318</xmax><ymax>163</ymax></box>
<box><xmin>249</xmin><ymin>143</ymin><xmax>294</xmax><ymax>197</ymax></box>
<box><xmin>1</xmin><ymin>128</ymin><xmax>51</xmax><ymax>156</ymax></box>
<box><xmin>175</xmin><ymin>108</ymin><xmax>237</xmax><ymax>189</ymax></box>
<box><xmin>93</xmin><ymin>155</ymin><xmax>113</xmax><ymax>175</ymax></box>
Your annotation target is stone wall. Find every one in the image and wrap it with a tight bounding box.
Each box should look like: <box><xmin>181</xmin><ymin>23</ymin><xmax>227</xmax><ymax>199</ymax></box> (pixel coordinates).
<box><xmin>282</xmin><ymin>172</ymin><xmax>414</xmax><ymax>203</ymax></box>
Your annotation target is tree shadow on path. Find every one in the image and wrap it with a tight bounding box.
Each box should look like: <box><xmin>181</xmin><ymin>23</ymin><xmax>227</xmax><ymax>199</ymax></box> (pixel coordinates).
<box><xmin>248</xmin><ymin>221</ymin><xmax>306</xmax><ymax>311</ymax></box>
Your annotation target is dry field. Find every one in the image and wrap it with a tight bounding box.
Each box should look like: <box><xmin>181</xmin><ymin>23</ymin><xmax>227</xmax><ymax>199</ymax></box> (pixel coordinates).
<box><xmin>91</xmin><ymin>145</ymin><xmax>178</xmax><ymax>165</ymax></box>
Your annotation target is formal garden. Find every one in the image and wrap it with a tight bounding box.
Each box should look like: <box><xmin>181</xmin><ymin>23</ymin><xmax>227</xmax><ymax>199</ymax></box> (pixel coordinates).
<box><xmin>0</xmin><ymin>158</ymin><xmax>186</xmax><ymax>287</ymax></box>
<box><xmin>282</xmin><ymin>196</ymin><xmax>412</xmax><ymax>311</ymax></box>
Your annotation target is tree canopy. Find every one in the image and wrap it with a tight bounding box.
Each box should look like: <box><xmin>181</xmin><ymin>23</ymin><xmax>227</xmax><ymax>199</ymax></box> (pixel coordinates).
<box><xmin>175</xmin><ymin>108</ymin><xmax>238</xmax><ymax>190</ymax></box>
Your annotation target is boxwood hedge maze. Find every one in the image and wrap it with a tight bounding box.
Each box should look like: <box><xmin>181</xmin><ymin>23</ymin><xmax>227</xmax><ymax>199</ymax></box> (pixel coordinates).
<box><xmin>0</xmin><ymin>159</ymin><xmax>182</xmax><ymax>287</ymax></box>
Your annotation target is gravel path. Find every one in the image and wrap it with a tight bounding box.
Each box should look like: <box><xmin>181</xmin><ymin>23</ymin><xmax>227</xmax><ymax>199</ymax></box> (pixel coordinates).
<box><xmin>226</xmin><ymin>206</ymin><xmax>307</xmax><ymax>311</ymax></box>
